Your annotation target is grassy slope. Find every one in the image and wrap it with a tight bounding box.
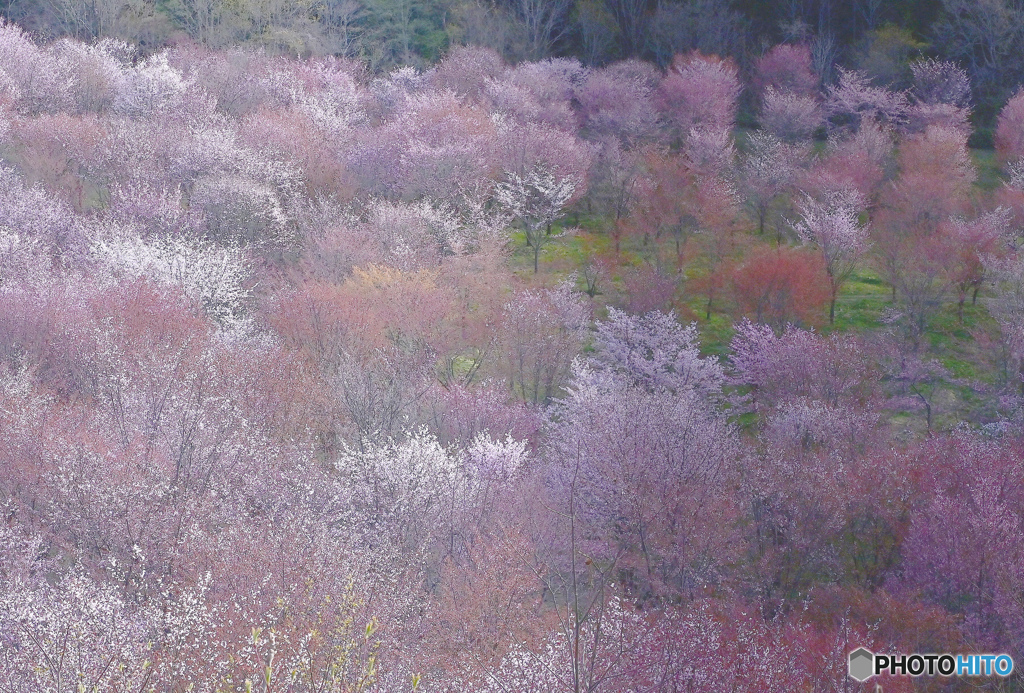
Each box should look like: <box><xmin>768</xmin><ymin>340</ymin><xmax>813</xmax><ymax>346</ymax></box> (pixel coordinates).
<box><xmin>503</xmin><ymin>146</ymin><xmax>1011</xmax><ymax>433</ymax></box>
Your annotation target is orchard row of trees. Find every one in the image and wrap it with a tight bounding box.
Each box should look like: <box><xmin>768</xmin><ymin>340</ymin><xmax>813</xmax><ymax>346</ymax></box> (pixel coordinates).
<box><xmin>3</xmin><ymin>21</ymin><xmax>1024</xmax><ymax>692</ymax></box>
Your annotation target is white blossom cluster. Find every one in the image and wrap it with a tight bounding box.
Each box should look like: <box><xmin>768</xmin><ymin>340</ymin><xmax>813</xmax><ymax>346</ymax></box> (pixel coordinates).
<box><xmin>91</xmin><ymin>230</ymin><xmax>251</xmax><ymax>327</ymax></box>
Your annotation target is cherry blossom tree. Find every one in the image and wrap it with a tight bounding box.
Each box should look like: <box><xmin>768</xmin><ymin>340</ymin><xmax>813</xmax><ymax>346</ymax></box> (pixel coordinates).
<box><xmin>0</xmin><ymin>20</ymin><xmax>74</xmax><ymax>114</ymax></box>
<box><xmin>995</xmin><ymin>87</ymin><xmax>1024</xmax><ymax>166</ymax></box>
<box><xmin>730</xmin><ymin>319</ymin><xmax>874</xmax><ymax>413</ymax></box>
<box><xmin>575</xmin><ymin>60</ymin><xmax>660</xmax><ymax>147</ymax></box>
<box><xmin>825</xmin><ymin>67</ymin><xmax>910</xmax><ymax>131</ymax></box>
<box><xmin>501</xmin><ymin>280</ymin><xmax>588</xmax><ymax>405</ymax></box>
<box><xmin>801</xmin><ymin>119</ymin><xmax>893</xmax><ymax>202</ymax></box>
<box><xmin>657</xmin><ymin>51</ymin><xmax>741</xmax><ymax>139</ymax></box>
<box><xmin>792</xmin><ymin>187</ymin><xmax>871</xmax><ymax>323</ymax></box>
<box><xmin>906</xmin><ymin>58</ymin><xmax>972</xmax><ymax>134</ymax></box>
<box><xmin>112</xmin><ymin>51</ymin><xmax>188</xmax><ymax>117</ymax></box>
<box><xmin>543</xmin><ymin>358</ymin><xmax>738</xmax><ymax>601</ymax></box>
<box><xmin>494</xmin><ymin>165</ymin><xmax>579</xmax><ymax>272</ymax></box>
<box><xmin>911</xmin><ymin>58</ymin><xmax>971</xmax><ymax>109</ymax></box>
<box><xmin>591</xmin><ymin>307</ymin><xmax>725</xmax><ymax>398</ymax></box>
<box><xmin>739</xmin><ymin>131</ymin><xmax>807</xmax><ymax>237</ymax></box>
<box><xmin>985</xmin><ymin>249</ymin><xmax>1024</xmax><ymax>393</ymax></box>
<box><xmin>486</xmin><ymin>57</ymin><xmax>581</xmax><ymax>132</ymax></box>
<box><xmin>90</xmin><ymin>229</ymin><xmax>252</xmax><ymax>327</ymax></box>
<box><xmin>586</xmin><ymin>139</ymin><xmax>648</xmax><ymax>254</ymax></box>
<box><xmin>760</xmin><ymin>88</ymin><xmax>823</xmax><ymax>143</ymax></box>
<box><xmin>753</xmin><ymin>43</ymin><xmax>819</xmax><ymax>98</ymax></box>
<box><xmin>897</xmin><ymin>432</ymin><xmax>1024</xmax><ymax>656</ymax></box>
<box><xmin>430</xmin><ymin>45</ymin><xmax>505</xmax><ymax>100</ymax></box>
<box><xmin>640</xmin><ymin>148</ymin><xmax>737</xmax><ymax>267</ymax></box>
<box><xmin>884</xmin><ymin>124</ymin><xmax>976</xmax><ymax>231</ymax></box>
<box><xmin>940</xmin><ymin>207</ymin><xmax>1010</xmax><ymax>320</ymax></box>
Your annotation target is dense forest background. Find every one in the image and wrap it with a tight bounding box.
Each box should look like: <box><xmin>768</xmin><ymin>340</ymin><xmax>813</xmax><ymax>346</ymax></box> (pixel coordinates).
<box><xmin>1</xmin><ymin>0</ymin><xmax>1020</xmax><ymax>128</ymax></box>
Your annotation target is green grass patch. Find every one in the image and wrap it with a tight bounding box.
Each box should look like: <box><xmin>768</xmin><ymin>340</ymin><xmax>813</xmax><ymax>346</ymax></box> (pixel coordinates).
<box><xmin>972</xmin><ymin>147</ymin><xmax>1003</xmax><ymax>192</ymax></box>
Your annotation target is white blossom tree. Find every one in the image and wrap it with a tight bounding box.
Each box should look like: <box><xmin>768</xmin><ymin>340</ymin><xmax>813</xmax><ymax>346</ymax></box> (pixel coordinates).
<box><xmin>793</xmin><ymin>188</ymin><xmax>871</xmax><ymax>323</ymax></box>
<box><xmin>91</xmin><ymin>230</ymin><xmax>251</xmax><ymax>327</ymax></box>
<box><xmin>494</xmin><ymin>165</ymin><xmax>579</xmax><ymax>273</ymax></box>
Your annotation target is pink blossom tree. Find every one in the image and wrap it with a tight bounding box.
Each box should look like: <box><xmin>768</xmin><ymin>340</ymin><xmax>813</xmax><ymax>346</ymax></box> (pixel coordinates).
<box><xmin>575</xmin><ymin>59</ymin><xmax>660</xmax><ymax>148</ymax></box>
<box><xmin>996</xmin><ymin>88</ymin><xmax>1024</xmax><ymax>166</ymax></box>
<box><xmin>906</xmin><ymin>58</ymin><xmax>972</xmax><ymax>134</ymax></box>
<box><xmin>825</xmin><ymin>68</ymin><xmax>910</xmax><ymax>131</ymax></box>
<box><xmin>792</xmin><ymin>188</ymin><xmax>871</xmax><ymax>323</ymax></box>
<box><xmin>500</xmin><ymin>280</ymin><xmax>589</xmax><ymax>404</ymax></box>
<box><xmin>730</xmin><ymin>320</ymin><xmax>874</xmax><ymax>413</ymax></box>
<box><xmin>800</xmin><ymin>119</ymin><xmax>893</xmax><ymax>202</ymax></box>
<box><xmin>591</xmin><ymin>307</ymin><xmax>725</xmax><ymax>397</ymax></box>
<box><xmin>739</xmin><ymin>131</ymin><xmax>807</xmax><ymax>237</ymax></box>
<box><xmin>753</xmin><ymin>43</ymin><xmax>819</xmax><ymax>98</ymax></box>
<box><xmin>657</xmin><ymin>51</ymin><xmax>741</xmax><ymax>140</ymax></box>
<box><xmin>896</xmin><ymin>433</ymin><xmax>1024</xmax><ymax>657</ymax></box>
<box><xmin>543</xmin><ymin>358</ymin><xmax>737</xmax><ymax>600</ymax></box>
<box><xmin>760</xmin><ymin>88</ymin><xmax>824</xmax><ymax>143</ymax></box>
<box><xmin>940</xmin><ymin>207</ymin><xmax>1010</xmax><ymax>320</ymax></box>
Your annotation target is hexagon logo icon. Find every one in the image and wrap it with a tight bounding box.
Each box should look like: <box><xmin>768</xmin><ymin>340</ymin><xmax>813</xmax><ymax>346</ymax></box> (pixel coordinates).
<box><xmin>849</xmin><ymin>647</ymin><xmax>875</xmax><ymax>682</ymax></box>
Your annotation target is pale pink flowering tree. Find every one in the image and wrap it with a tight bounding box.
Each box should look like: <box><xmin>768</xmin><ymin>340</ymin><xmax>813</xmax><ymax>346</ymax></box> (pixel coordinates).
<box><xmin>430</xmin><ymin>380</ymin><xmax>542</xmax><ymax>447</ymax></box>
<box><xmin>826</xmin><ymin>68</ymin><xmax>910</xmax><ymax>131</ymax></box>
<box><xmin>996</xmin><ymin>87</ymin><xmax>1024</xmax><ymax>166</ymax></box>
<box><xmin>760</xmin><ymin>88</ymin><xmax>823</xmax><ymax>143</ymax></box>
<box><xmin>500</xmin><ymin>280</ymin><xmax>589</xmax><ymax>404</ymax></box>
<box><xmin>740</xmin><ymin>131</ymin><xmax>808</xmax><ymax>237</ymax></box>
<box><xmin>885</xmin><ymin>124</ymin><xmax>977</xmax><ymax>233</ymax></box>
<box><xmin>387</xmin><ymin>90</ymin><xmax>498</xmax><ymax>201</ymax></box>
<box><xmin>683</xmin><ymin>125</ymin><xmax>737</xmax><ymax>178</ymax></box>
<box><xmin>997</xmin><ymin>159</ymin><xmax>1024</xmax><ymax>226</ymax></box>
<box><xmin>494</xmin><ymin>118</ymin><xmax>593</xmax><ymax>185</ymax></box>
<box><xmin>657</xmin><ymin>51</ymin><xmax>741</xmax><ymax>139</ymax></box>
<box><xmin>430</xmin><ymin>45</ymin><xmax>505</xmax><ymax>101</ymax></box>
<box><xmin>906</xmin><ymin>59</ymin><xmax>972</xmax><ymax>134</ymax></box>
<box><xmin>586</xmin><ymin>138</ymin><xmax>649</xmax><ymax>254</ymax></box>
<box><xmin>576</xmin><ymin>60</ymin><xmax>660</xmax><ymax>148</ymax></box>
<box><xmin>89</xmin><ymin>228</ymin><xmax>251</xmax><ymax>327</ymax></box>
<box><xmin>763</xmin><ymin>398</ymin><xmax>881</xmax><ymax>462</ymax></box>
<box><xmin>543</xmin><ymin>359</ymin><xmax>737</xmax><ymax>601</ymax></box>
<box><xmin>188</xmin><ymin>172</ymin><xmax>294</xmax><ymax>251</ymax></box>
<box><xmin>984</xmin><ymin>248</ymin><xmax>1024</xmax><ymax>393</ymax></box>
<box><xmin>801</xmin><ymin>119</ymin><xmax>893</xmax><ymax>202</ymax></box>
<box><xmin>0</xmin><ymin>20</ymin><xmax>75</xmax><ymax>114</ymax></box>
<box><xmin>335</xmin><ymin>427</ymin><xmax>529</xmax><ymax>566</ymax></box>
<box><xmin>0</xmin><ymin>166</ymin><xmax>78</xmax><ymax>257</ymax></box>
<box><xmin>51</xmin><ymin>37</ymin><xmax>130</xmax><ymax>114</ymax></box>
<box><xmin>730</xmin><ymin>320</ymin><xmax>873</xmax><ymax>412</ymax></box>
<box><xmin>0</xmin><ymin>558</ymin><xmax>157</xmax><ymax>693</ymax></box>
<box><xmin>494</xmin><ymin>165</ymin><xmax>580</xmax><ymax>272</ymax></box>
<box><xmin>941</xmin><ymin>207</ymin><xmax>1011</xmax><ymax>319</ymax></box>
<box><xmin>591</xmin><ymin>307</ymin><xmax>725</xmax><ymax>398</ymax></box>
<box><xmin>911</xmin><ymin>58</ymin><xmax>971</xmax><ymax>109</ymax></box>
<box><xmin>793</xmin><ymin>188</ymin><xmax>871</xmax><ymax>323</ymax></box>
<box><xmin>112</xmin><ymin>51</ymin><xmax>188</xmax><ymax>118</ymax></box>
<box><xmin>753</xmin><ymin>43</ymin><xmax>819</xmax><ymax>98</ymax></box>
<box><xmin>896</xmin><ymin>432</ymin><xmax>1024</xmax><ymax>657</ymax></box>
<box><xmin>487</xmin><ymin>58</ymin><xmax>581</xmax><ymax>132</ymax></box>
